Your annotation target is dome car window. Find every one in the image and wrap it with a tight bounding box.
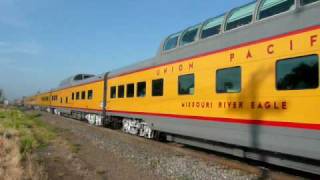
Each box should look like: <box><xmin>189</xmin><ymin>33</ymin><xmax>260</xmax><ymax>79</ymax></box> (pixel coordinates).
<box><xmin>276</xmin><ymin>55</ymin><xmax>319</xmax><ymax>90</ymax></box>
<box><xmin>74</xmin><ymin>74</ymin><xmax>83</xmax><ymax>81</ymax></box>
<box><xmin>180</xmin><ymin>25</ymin><xmax>200</xmax><ymax>46</ymax></box>
<box><xmin>163</xmin><ymin>33</ymin><xmax>180</xmax><ymax>51</ymax></box>
<box><xmin>178</xmin><ymin>74</ymin><xmax>195</xmax><ymax>95</ymax></box>
<box><xmin>226</xmin><ymin>2</ymin><xmax>256</xmax><ymax>31</ymax></box>
<box><xmin>152</xmin><ymin>79</ymin><xmax>164</xmax><ymax>96</ymax></box>
<box><xmin>83</xmin><ymin>75</ymin><xmax>94</xmax><ymax>79</ymax></box>
<box><xmin>201</xmin><ymin>15</ymin><xmax>224</xmax><ymax>39</ymax></box>
<box><xmin>258</xmin><ymin>0</ymin><xmax>295</xmax><ymax>20</ymax></box>
<box><xmin>301</xmin><ymin>0</ymin><xmax>320</xmax><ymax>5</ymax></box>
<box><xmin>216</xmin><ymin>67</ymin><xmax>241</xmax><ymax>93</ymax></box>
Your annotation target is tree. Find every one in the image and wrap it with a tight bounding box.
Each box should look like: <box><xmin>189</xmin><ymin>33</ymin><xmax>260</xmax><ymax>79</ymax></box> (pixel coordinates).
<box><xmin>0</xmin><ymin>89</ymin><xmax>4</xmax><ymax>104</ymax></box>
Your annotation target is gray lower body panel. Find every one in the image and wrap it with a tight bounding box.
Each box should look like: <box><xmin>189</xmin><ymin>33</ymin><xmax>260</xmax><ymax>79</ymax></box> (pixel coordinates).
<box><xmin>107</xmin><ymin>111</ymin><xmax>320</xmax><ymax>162</ymax></box>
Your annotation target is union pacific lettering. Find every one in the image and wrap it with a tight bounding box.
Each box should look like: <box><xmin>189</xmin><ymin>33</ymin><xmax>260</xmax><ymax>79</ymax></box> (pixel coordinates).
<box><xmin>156</xmin><ymin>62</ymin><xmax>194</xmax><ymax>76</ymax></box>
<box><xmin>229</xmin><ymin>34</ymin><xmax>318</xmax><ymax>62</ymax></box>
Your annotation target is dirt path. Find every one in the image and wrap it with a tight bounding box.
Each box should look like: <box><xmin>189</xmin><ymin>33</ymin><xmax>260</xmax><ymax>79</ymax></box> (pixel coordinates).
<box><xmin>37</xmin><ymin>120</ymin><xmax>162</xmax><ymax>180</ymax></box>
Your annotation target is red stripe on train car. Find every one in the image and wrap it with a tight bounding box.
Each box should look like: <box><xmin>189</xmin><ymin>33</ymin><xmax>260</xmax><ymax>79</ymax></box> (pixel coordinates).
<box><xmin>108</xmin><ymin>110</ymin><xmax>320</xmax><ymax>131</ymax></box>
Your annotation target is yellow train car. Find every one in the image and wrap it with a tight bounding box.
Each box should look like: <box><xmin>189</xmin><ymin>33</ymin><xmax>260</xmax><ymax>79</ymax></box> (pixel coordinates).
<box><xmin>50</xmin><ymin>79</ymin><xmax>104</xmax><ymax>114</ymax></box>
<box><xmin>37</xmin><ymin>92</ymin><xmax>51</xmax><ymax>110</ymax></box>
<box><xmin>24</xmin><ymin>0</ymin><xmax>320</xmax><ymax>174</ymax></box>
<box><xmin>107</xmin><ymin>27</ymin><xmax>320</xmax><ymax>128</ymax></box>
<box><xmin>24</xmin><ymin>95</ymin><xmax>38</xmax><ymax>108</ymax></box>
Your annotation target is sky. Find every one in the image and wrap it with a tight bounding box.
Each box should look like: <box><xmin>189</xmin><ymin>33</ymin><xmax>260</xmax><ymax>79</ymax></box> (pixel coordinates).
<box><xmin>0</xmin><ymin>0</ymin><xmax>251</xmax><ymax>100</ymax></box>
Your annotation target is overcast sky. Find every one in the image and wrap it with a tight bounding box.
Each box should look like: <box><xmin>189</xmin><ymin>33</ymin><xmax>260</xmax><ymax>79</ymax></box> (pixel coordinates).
<box><xmin>0</xmin><ymin>0</ymin><xmax>250</xmax><ymax>100</ymax></box>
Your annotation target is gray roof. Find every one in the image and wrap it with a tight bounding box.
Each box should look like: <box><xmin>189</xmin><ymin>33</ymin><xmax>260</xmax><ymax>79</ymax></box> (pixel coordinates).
<box><xmin>52</xmin><ymin>74</ymin><xmax>103</xmax><ymax>92</ymax></box>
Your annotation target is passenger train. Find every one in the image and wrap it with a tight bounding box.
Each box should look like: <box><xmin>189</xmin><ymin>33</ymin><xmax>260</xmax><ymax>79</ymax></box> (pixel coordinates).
<box><xmin>24</xmin><ymin>0</ymin><xmax>320</xmax><ymax>174</ymax></box>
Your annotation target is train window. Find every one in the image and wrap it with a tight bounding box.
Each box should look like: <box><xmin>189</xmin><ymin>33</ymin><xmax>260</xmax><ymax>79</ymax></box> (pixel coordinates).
<box><xmin>74</xmin><ymin>74</ymin><xmax>83</xmax><ymax>81</ymax></box>
<box><xmin>180</xmin><ymin>25</ymin><xmax>200</xmax><ymax>46</ymax></box>
<box><xmin>83</xmin><ymin>75</ymin><xmax>94</xmax><ymax>79</ymax></box>
<box><xmin>137</xmin><ymin>81</ymin><xmax>146</xmax><ymax>97</ymax></box>
<box><xmin>258</xmin><ymin>0</ymin><xmax>295</xmax><ymax>20</ymax></box>
<box><xmin>81</xmin><ymin>91</ymin><xmax>86</xmax><ymax>100</ymax></box>
<box><xmin>72</xmin><ymin>93</ymin><xmax>74</xmax><ymax>100</ymax></box>
<box><xmin>76</xmin><ymin>92</ymin><xmax>80</xmax><ymax>100</ymax></box>
<box><xmin>118</xmin><ymin>85</ymin><xmax>125</xmax><ymax>98</ymax></box>
<box><xmin>163</xmin><ymin>33</ymin><xmax>180</xmax><ymax>51</ymax></box>
<box><xmin>301</xmin><ymin>0</ymin><xmax>320</xmax><ymax>5</ymax></box>
<box><xmin>126</xmin><ymin>83</ymin><xmax>134</xmax><ymax>98</ymax></box>
<box><xmin>276</xmin><ymin>55</ymin><xmax>319</xmax><ymax>90</ymax></box>
<box><xmin>201</xmin><ymin>15</ymin><xmax>224</xmax><ymax>39</ymax></box>
<box><xmin>87</xmin><ymin>90</ymin><xmax>93</xmax><ymax>99</ymax></box>
<box><xmin>110</xmin><ymin>86</ymin><xmax>116</xmax><ymax>98</ymax></box>
<box><xmin>178</xmin><ymin>74</ymin><xmax>195</xmax><ymax>95</ymax></box>
<box><xmin>216</xmin><ymin>67</ymin><xmax>241</xmax><ymax>93</ymax></box>
<box><xmin>152</xmin><ymin>79</ymin><xmax>164</xmax><ymax>96</ymax></box>
<box><xmin>226</xmin><ymin>2</ymin><xmax>256</xmax><ymax>31</ymax></box>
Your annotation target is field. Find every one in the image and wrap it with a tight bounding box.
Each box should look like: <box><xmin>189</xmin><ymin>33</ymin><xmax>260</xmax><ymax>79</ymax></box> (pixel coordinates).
<box><xmin>0</xmin><ymin>107</ymin><xmax>54</xmax><ymax>180</ymax></box>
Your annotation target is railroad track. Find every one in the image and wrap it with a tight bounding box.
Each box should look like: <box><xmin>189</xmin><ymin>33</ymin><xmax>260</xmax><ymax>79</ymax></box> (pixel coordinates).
<box><xmin>33</xmin><ymin>110</ymin><xmax>316</xmax><ymax>180</ymax></box>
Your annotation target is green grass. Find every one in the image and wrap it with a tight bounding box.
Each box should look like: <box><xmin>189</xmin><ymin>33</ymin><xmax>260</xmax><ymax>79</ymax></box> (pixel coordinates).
<box><xmin>0</xmin><ymin>108</ymin><xmax>56</xmax><ymax>158</ymax></box>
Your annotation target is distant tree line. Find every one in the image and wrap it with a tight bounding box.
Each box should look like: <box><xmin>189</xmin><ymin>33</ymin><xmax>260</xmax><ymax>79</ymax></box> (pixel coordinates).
<box><xmin>0</xmin><ymin>89</ymin><xmax>4</xmax><ymax>104</ymax></box>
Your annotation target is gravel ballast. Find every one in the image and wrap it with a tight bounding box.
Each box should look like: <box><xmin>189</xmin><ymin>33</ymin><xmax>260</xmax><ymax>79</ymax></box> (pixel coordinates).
<box><xmin>40</xmin><ymin>112</ymin><xmax>262</xmax><ymax>180</ymax></box>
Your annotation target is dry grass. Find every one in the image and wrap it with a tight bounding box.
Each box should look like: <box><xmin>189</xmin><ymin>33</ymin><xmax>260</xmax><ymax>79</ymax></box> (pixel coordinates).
<box><xmin>0</xmin><ymin>108</ymin><xmax>54</xmax><ymax>180</ymax></box>
<box><xmin>0</xmin><ymin>134</ymin><xmax>23</xmax><ymax>180</ymax></box>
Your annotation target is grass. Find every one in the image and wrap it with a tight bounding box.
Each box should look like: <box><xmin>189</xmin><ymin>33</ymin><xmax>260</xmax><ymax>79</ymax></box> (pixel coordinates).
<box><xmin>70</xmin><ymin>143</ymin><xmax>81</xmax><ymax>153</ymax></box>
<box><xmin>0</xmin><ymin>108</ymin><xmax>56</xmax><ymax>158</ymax></box>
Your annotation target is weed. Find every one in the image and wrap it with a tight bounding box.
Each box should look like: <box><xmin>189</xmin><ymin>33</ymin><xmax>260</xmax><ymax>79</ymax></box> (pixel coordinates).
<box><xmin>70</xmin><ymin>143</ymin><xmax>81</xmax><ymax>153</ymax></box>
<box><xmin>0</xmin><ymin>108</ymin><xmax>56</xmax><ymax>159</ymax></box>
<box><xmin>96</xmin><ymin>168</ymin><xmax>106</xmax><ymax>175</ymax></box>
<box><xmin>150</xmin><ymin>159</ymin><xmax>160</xmax><ymax>169</ymax></box>
<box><xmin>20</xmin><ymin>137</ymin><xmax>36</xmax><ymax>157</ymax></box>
